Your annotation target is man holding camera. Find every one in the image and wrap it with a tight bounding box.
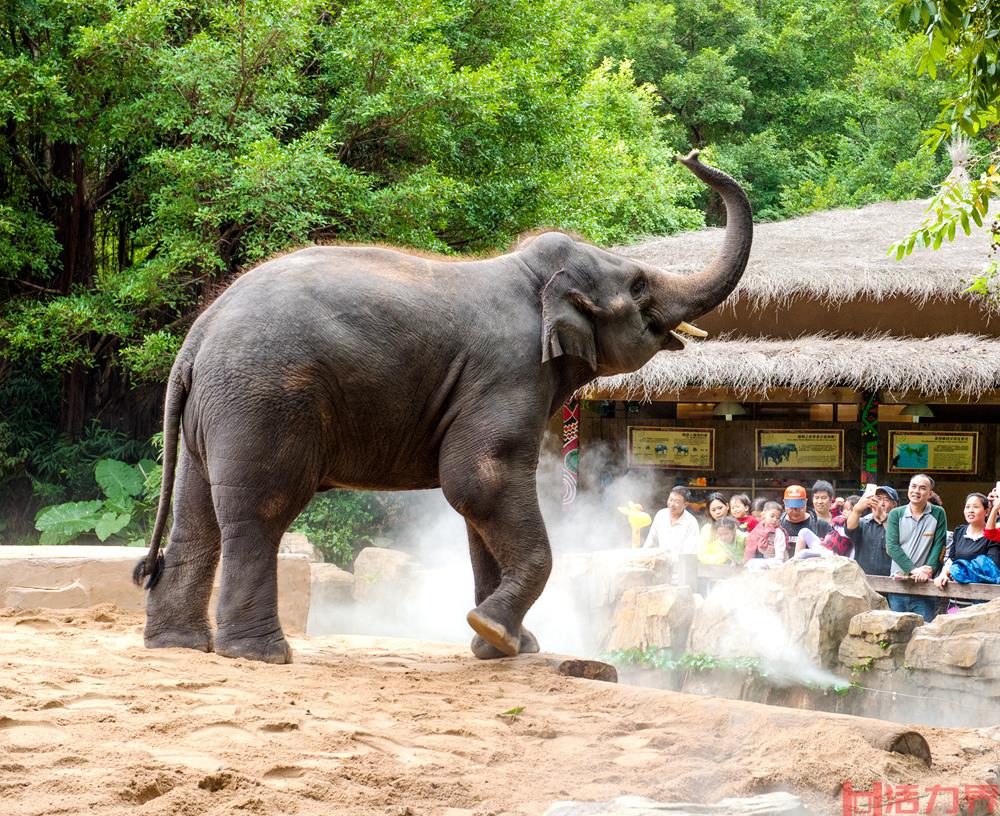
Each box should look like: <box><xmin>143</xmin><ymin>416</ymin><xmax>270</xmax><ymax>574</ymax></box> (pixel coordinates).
<box><xmin>845</xmin><ymin>485</ymin><xmax>898</xmax><ymax>576</ymax></box>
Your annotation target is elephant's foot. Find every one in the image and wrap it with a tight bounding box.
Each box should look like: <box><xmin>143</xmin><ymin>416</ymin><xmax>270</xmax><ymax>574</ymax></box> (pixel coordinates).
<box><xmin>215</xmin><ymin>630</ymin><xmax>292</xmax><ymax>664</ymax></box>
<box><xmin>144</xmin><ymin>624</ymin><xmax>214</xmax><ymax>653</ymax></box>
<box><xmin>467</xmin><ymin>600</ymin><xmax>520</xmax><ymax>657</ymax></box>
<box><xmin>471</xmin><ymin>628</ymin><xmax>539</xmax><ymax>660</ymax></box>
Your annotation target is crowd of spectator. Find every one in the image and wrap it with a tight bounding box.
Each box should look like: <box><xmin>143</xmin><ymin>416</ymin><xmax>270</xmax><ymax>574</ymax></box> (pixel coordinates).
<box><xmin>642</xmin><ymin>475</ymin><xmax>1000</xmax><ymax>622</ymax></box>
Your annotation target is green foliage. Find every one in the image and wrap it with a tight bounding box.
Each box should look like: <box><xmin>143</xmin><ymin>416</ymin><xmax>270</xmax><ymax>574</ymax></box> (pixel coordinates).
<box><xmin>888</xmin><ymin>0</ymin><xmax>1000</xmax><ymax>147</ymax></box>
<box><xmin>602</xmin><ymin>647</ymin><xmax>763</xmax><ymax>675</ymax></box>
<box><xmin>850</xmin><ymin>656</ymin><xmax>876</xmax><ymax>673</ymax></box>
<box><xmin>290</xmin><ymin>490</ymin><xmax>401</xmax><ymax>567</ymax></box>
<box><xmin>0</xmin><ymin>0</ymin><xmax>972</xmax><ymax>524</ymax></box>
<box><xmin>34</xmin><ymin>458</ymin><xmax>161</xmax><ymax>545</ymax></box>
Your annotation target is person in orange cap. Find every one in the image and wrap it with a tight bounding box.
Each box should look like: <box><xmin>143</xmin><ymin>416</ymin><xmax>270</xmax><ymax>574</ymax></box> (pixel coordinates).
<box><xmin>780</xmin><ymin>484</ymin><xmax>832</xmax><ymax>556</ymax></box>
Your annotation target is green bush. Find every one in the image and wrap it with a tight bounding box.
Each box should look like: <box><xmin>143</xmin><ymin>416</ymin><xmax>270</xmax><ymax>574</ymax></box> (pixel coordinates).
<box><xmin>34</xmin><ymin>458</ymin><xmax>162</xmax><ymax>546</ymax></box>
<box><xmin>290</xmin><ymin>490</ymin><xmax>402</xmax><ymax>568</ymax></box>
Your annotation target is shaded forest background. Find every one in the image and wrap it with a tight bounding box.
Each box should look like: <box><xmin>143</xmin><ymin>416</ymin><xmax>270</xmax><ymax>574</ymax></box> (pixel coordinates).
<box><xmin>0</xmin><ymin>0</ymin><xmax>972</xmax><ymax>550</ymax></box>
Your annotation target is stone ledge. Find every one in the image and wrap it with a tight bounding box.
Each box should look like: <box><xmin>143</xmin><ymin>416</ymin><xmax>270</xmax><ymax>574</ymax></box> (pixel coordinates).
<box><xmin>0</xmin><ymin>546</ymin><xmax>310</xmax><ymax>633</ymax></box>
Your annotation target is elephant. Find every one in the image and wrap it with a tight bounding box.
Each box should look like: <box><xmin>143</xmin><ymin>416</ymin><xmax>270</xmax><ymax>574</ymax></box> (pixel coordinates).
<box><xmin>673</xmin><ymin>444</ymin><xmax>689</xmax><ymax>456</ymax></box>
<box><xmin>132</xmin><ymin>149</ymin><xmax>752</xmax><ymax>664</ymax></box>
<box><xmin>760</xmin><ymin>442</ymin><xmax>797</xmax><ymax>466</ymax></box>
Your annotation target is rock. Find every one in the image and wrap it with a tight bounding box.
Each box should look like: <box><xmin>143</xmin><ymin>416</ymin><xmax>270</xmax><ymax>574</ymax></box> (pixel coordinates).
<box><xmin>352</xmin><ymin>547</ymin><xmax>415</xmax><ymax>603</ymax></box>
<box><xmin>5</xmin><ymin>578</ymin><xmax>91</xmax><ymax>610</ymax></box>
<box><xmin>0</xmin><ymin>547</ymin><xmax>145</xmax><ymax>611</ymax></box>
<box><xmin>904</xmin><ymin>598</ymin><xmax>1000</xmax><ymax>680</ymax></box>
<box><xmin>550</xmin><ymin>549</ymin><xmax>673</xmax><ymax>653</ymax></box>
<box><xmin>544</xmin><ymin>792</ymin><xmax>809</xmax><ymax>815</ymax></box>
<box><xmin>279</xmin><ymin>532</ymin><xmax>322</xmax><ymax>562</ymax></box>
<box><xmin>838</xmin><ymin>611</ymin><xmax>923</xmax><ymax>671</ymax></box>
<box><xmin>309</xmin><ymin>562</ymin><xmax>354</xmax><ymax>608</ymax></box>
<box><xmin>687</xmin><ymin>557</ymin><xmax>886</xmax><ymax>669</ymax></box>
<box><xmin>848</xmin><ymin>610</ymin><xmax>923</xmax><ymax>641</ymax></box>
<box><xmin>0</xmin><ymin>546</ymin><xmax>311</xmax><ymax>634</ymax></box>
<box><xmin>605</xmin><ymin>584</ymin><xmax>694</xmax><ymax>653</ymax></box>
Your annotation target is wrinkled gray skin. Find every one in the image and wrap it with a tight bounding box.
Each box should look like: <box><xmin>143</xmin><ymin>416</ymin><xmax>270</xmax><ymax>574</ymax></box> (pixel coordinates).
<box><xmin>134</xmin><ymin>151</ymin><xmax>752</xmax><ymax>663</ymax></box>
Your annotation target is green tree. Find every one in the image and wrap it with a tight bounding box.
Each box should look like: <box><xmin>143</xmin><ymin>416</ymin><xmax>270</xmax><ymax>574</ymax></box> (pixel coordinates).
<box><xmin>885</xmin><ymin>0</ymin><xmax>999</xmax><ymax>288</ymax></box>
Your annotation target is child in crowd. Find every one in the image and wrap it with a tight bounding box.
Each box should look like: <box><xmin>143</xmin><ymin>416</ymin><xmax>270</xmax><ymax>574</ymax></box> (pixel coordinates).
<box><xmin>743</xmin><ymin>501</ymin><xmax>788</xmax><ymax>568</ymax></box>
<box><xmin>698</xmin><ymin>516</ymin><xmax>745</xmax><ymax>566</ymax></box>
<box><xmin>729</xmin><ymin>493</ymin><xmax>758</xmax><ymax>533</ymax></box>
<box><xmin>750</xmin><ymin>496</ymin><xmax>768</xmax><ymax>521</ymax></box>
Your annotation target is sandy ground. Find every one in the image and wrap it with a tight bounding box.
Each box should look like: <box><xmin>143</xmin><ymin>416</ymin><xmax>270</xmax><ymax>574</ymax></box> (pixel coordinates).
<box><xmin>1</xmin><ymin>605</ymin><xmax>998</xmax><ymax>816</ymax></box>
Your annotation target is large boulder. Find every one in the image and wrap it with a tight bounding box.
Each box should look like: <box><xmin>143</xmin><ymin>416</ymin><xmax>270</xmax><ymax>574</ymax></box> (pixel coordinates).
<box><xmin>279</xmin><ymin>532</ymin><xmax>323</xmax><ymax>562</ymax></box>
<box><xmin>838</xmin><ymin>610</ymin><xmax>923</xmax><ymax>672</ymax></box>
<box><xmin>352</xmin><ymin>546</ymin><xmax>415</xmax><ymax>603</ymax></box>
<box><xmin>548</xmin><ymin>549</ymin><xmax>674</xmax><ymax>653</ymax></box>
<box><xmin>0</xmin><ymin>546</ymin><xmax>311</xmax><ymax>634</ymax></box>
<box><xmin>687</xmin><ymin>557</ymin><xmax>886</xmax><ymax>670</ymax></box>
<box><xmin>905</xmin><ymin>599</ymin><xmax>1000</xmax><ymax>686</ymax></box>
<box><xmin>605</xmin><ymin>584</ymin><xmax>695</xmax><ymax>653</ymax></box>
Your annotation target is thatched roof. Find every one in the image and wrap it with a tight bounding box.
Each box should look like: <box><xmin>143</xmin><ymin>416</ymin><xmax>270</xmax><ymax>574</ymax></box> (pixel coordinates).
<box><xmin>587</xmin><ymin>333</ymin><xmax>1000</xmax><ymax>399</ymax></box>
<box><xmin>618</xmin><ymin>199</ymin><xmax>996</xmax><ymax>310</ymax></box>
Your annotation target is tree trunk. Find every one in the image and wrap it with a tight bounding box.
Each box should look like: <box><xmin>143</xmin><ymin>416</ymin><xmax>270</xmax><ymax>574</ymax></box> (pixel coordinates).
<box><xmin>50</xmin><ymin>142</ymin><xmax>98</xmax><ymax>438</ymax></box>
<box><xmin>51</xmin><ymin>143</ymin><xmax>96</xmax><ymax>294</ymax></box>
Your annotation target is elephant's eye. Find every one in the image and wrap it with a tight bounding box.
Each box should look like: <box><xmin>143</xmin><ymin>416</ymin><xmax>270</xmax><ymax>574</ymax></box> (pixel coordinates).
<box><xmin>630</xmin><ymin>278</ymin><xmax>647</xmax><ymax>298</ymax></box>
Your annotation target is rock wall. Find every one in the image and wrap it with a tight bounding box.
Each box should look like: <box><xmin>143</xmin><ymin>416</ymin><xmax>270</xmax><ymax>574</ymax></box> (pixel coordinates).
<box><xmin>0</xmin><ymin>544</ymin><xmax>311</xmax><ymax>633</ymax></box>
<box><xmin>687</xmin><ymin>557</ymin><xmax>886</xmax><ymax>669</ymax></box>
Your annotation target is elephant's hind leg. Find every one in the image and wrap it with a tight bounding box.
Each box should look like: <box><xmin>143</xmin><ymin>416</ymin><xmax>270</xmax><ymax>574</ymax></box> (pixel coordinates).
<box><xmin>144</xmin><ymin>454</ymin><xmax>220</xmax><ymax>652</ymax></box>
<box><xmin>210</xmin><ymin>477</ymin><xmax>313</xmax><ymax>665</ymax></box>
<box><xmin>466</xmin><ymin>524</ymin><xmax>540</xmax><ymax>660</ymax></box>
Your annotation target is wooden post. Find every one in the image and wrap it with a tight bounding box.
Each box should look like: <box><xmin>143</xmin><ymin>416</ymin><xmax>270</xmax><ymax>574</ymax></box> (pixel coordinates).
<box><xmin>561</xmin><ymin>398</ymin><xmax>580</xmax><ymax>508</ymax></box>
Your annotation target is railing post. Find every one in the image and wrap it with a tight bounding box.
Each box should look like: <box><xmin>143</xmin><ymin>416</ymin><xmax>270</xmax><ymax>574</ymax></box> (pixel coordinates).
<box><xmin>561</xmin><ymin>397</ymin><xmax>580</xmax><ymax>507</ymax></box>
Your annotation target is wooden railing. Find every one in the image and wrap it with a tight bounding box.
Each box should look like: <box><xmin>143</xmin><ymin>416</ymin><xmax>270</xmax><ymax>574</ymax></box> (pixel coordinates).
<box><xmin>689</xmin><ymin>559</ymin><xmax>1000</xmax><ymax>602</ymax></box>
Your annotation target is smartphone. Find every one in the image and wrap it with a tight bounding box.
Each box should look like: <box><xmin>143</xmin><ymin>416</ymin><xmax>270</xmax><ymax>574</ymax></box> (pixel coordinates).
<box><xmin>862</xmin><ymin>483</ymin><xmax>878</xmax><ymax>499</ymax></box>
<box><xmin>994</xmin><ymin>480</ymin><xmax>1000</xmax><ymax>496</ymax></box>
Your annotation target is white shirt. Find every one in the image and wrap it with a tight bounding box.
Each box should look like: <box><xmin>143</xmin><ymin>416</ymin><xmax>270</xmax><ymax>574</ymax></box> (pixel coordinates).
<box><xmin>643</xmin><ymin>509</ymin><xmax>701</xmax><ymax>555</ymax></box>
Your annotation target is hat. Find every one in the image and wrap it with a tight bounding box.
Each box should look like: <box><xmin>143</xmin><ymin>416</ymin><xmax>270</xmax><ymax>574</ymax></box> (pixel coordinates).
<box><xmin>875</xmin><ymin>485</ymin><xmax>899</xmax><ymax>504</ymax></box>
<box><xmin>783</xmin><ymin>484</ymin><xmax>807</xmax><ymax>508</ymax></box>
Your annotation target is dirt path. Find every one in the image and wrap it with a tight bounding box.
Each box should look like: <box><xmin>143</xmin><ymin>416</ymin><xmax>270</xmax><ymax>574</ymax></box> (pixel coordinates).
<box><xmin>1</xmin><ymin>605</ymin><xmax>996</xmax><ymax>815</ymax></box>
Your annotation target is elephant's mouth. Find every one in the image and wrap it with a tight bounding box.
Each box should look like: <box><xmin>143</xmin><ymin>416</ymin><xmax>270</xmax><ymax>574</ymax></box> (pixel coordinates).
<box><xmin>669</xmin><ymin>320</ymin><xmax>708</xmax><ymax>348</ymax></box>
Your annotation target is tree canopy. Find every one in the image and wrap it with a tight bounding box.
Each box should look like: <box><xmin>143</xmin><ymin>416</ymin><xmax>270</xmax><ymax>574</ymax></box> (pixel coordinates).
<box><xmin>0</xmin><ymin>0</ymin><xmax>964</xmax><ymax>538</ymax></box>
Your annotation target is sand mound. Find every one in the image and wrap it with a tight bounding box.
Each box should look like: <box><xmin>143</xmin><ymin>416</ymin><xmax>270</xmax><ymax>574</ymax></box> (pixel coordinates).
<box><xmin>1</xmin><ymin>605</ymin><xmax>996</xmax><ymax>815</ymax></box>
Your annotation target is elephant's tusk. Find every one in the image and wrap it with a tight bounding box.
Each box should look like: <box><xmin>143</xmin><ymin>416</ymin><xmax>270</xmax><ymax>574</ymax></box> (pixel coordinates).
<box><xmin>669</xmin><ymin>330</ymin><xmax>689</xmax><ymax>348</ymax></box>
<box><xmin>676</xmin><ymin>321</ymin><xmax>708</xmax><ymax>338</ymax></box>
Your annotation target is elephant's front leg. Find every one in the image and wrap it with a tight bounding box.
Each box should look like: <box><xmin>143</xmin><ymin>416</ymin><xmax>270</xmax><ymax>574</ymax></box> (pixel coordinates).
<box><xmin>443</xmin><ymin>454</ymin><xmax>552</xmax><ymax>658</ymax></box>
<box><xmin>466</xmin><ymin>523</ymin><xmax>540</xmax><ymax>660</ymax></box>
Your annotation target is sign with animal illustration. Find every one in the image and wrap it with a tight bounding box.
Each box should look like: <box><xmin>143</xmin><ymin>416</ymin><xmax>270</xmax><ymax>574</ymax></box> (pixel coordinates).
<box><xmin>628</xmin><ymin>427</ymin><xmax>715</xmax><ymax>470</ymax></box>
<box><xmin>756</xmin><ymin>430</ymin><xmax>844</xmax><ymax>470</ymax></box>
<box><xmin>888</xmin><ymin>431</ymin><xmax>978</xmax><ymax>474</ymax></box>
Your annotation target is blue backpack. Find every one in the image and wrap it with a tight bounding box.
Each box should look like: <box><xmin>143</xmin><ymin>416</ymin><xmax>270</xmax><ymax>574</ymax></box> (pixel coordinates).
<box><xmin>950</xmin><ymin>554</ymin><xmax>1000</xmax><ymax>584</ymax></box>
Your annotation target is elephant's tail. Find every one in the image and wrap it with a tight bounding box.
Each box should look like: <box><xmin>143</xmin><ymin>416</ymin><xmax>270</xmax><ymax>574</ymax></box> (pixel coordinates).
<box><xmin>133</xmin><ymin>358</ymin><xmax>190</xmax><ymax>590</ymax></box>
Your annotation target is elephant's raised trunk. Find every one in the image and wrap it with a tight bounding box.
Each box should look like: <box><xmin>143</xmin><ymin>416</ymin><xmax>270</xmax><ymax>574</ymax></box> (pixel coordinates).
<box><xmin>669</xmin><ymin>150</ymin><xmax>753</xmax><ymax>322</ymax></box>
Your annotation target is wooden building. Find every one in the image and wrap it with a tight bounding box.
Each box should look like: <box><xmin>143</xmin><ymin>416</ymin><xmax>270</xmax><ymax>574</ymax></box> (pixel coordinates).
<box><xmin>561</xmin><ymin>198</ymin><xmax>1000</xmax><ymax>518</ymax></box>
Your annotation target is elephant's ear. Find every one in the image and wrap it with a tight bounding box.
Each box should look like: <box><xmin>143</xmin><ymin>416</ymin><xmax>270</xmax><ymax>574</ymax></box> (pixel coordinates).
<box><xmin>540</xmin><ymin>269</ymin><xmax>598</xmax><ymax>371</ymax></box>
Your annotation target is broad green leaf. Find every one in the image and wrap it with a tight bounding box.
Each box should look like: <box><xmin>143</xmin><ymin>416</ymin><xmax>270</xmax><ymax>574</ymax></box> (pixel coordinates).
<box><xmin>95</xmin><ymin>511</ymin><xmax>132</xmax><ymax>541</ymax></box>
<box><xmin>35</xmin><ymin>500</ymin><xmax>104</xmax><ymax>545</ymax></box>
<box><xmin>96</xmin><ymin>459</ymin><xmax>144</xmax><ymax>500</ymax></box>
